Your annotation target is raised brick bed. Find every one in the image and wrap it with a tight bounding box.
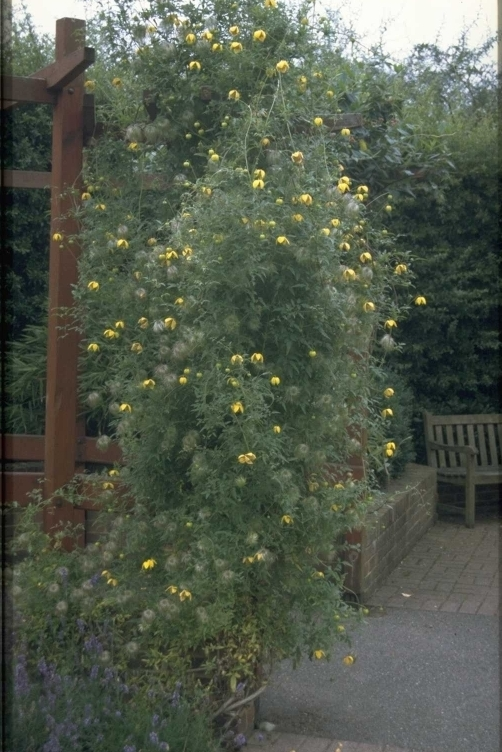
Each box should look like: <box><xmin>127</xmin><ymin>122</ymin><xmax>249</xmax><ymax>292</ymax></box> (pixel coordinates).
<box><xmin>343</xmin><ymin>464</ymin><xmax>437</xmax><ymax>600</ymax></box>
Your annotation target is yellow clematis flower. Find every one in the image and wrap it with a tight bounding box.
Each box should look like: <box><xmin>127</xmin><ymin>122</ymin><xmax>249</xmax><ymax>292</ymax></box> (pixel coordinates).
<box><xmin>264</xmin><ymin>0</ymin><xmax>277</xmax><ymax>6</ymax></box>
<box><xmin>87</xmin><ymin>343</ymin><xmax>100</xmax><ymax>353</ymax></box>
<box><xmin>309</xmin><ymin>350</ymin><xmax>317</xmax><ymax>358</ymax></box>
<box><xmin>228</xmin><ymin>378</ymin><xmax>240</xmax><ymax>387</ymax></box>
<box><xmin>270</xmin><ymin>376</ymin><xmax>281</xmax><ymax>386</ymax></box>
<box><xmin>81</xmin><ymin>192</ymin><xmax>91</xmax><ymax>200</ymax></box>
<box><xmin>112</xmin><ymin>77</ymin><xmax>122</xmax><ymax>87</ymax></box>
<box><xmin>261</xmin><ymin>137</ymin><xmax>271</xmax><ymax>146</ymax></box>
<box><xmin>383</xmin><ymin>388</ymin><xmax>395</xmax><ymax>398</ymax></box>
<box><xmin>84</xmin><ymin>80</ymin><xmax>96</xmax><ymax>92</ymax></box>
<box><xmin>141</xmin><ymin>558</ymin><xmax>157</xmax><ymax>570</ymax></box>
<box><xmin>342</xmin><ymin>269</ymin><xmax>356</xmax><ymax>281</ymax></box>
<box><xmin>331</xmin><ymin>218</ymin><xmax>340</xmax><ymax>227</ymax></box>
<box><xmin>179</xmin><ymin>376</ymin><xmax>188</xmax><ymax>385</ymax></box>
<box><xmin>238</xmin><ymin>452</ymin><xmax>257</xmax><ymax>465</ymax></box>
<box><xmin>394</xmin><ymin>264</ymin><xmax>408</xmax><ymax>275</ymax></box>
<box><xmin>188</xmin><ymin>61</ymin><xmax>201</xmax><ymax>71</ymax></box>
<box><xmin>360</xmin><ymin>252</ymin><xmax>372</xmax><ymax>263</ymax></box>
<box><xmin>313</xmin><ymin>117</ymin><xmax>323</xmax><ymax>127</ymax></box>
<box><xmin>229</xmin><ymin>25</ymin><xmax>240</xmax><ymax>35</ymax></box>
<box><xmin>230</xmin><ymin>41</ymin><xmax>243</xmax><ymax>53</ymax></box>
<box><xmin>320</xmin><ymin>228</ymin><xmax>330</xmax><ymax>236</ymax></box>
<box><xmin>292</xmin><ymin>213</ymin><xmax>304</xmax><ymax>222</ymax></box>
<box><xmin>107</xmin><ymin>578</ymin><xmax>118</xmax><ymax>586</ymax></box>
<box><xmin>343</xmin><ymin>655</ymin><xmax>355</xmax><ymax>666</ymax></box>
<box><xmin>384</xmin><ymin>319</ymin><xmax>397</xmax><ymax>329</ymax></box>
<box><xmin>281</xmin><ymin>515</ymin><xmax>293</xmax><ymax>524</ymax></box>
<box><xmin>254</xmin><ymin>169</ymin><xmax>266</xmax><ymax>179</ymax></box>
<box><xmin>382</xmin><ymin>408</ymin><xmax>394</xmax><ymax>418</ymax></box>
<box><xmin>166</xmin><ymin>585</ymin><xmax>178</xmax><ymax>594</ymax></box>
<box><xmin>164</xmin><ymin>317</ymin><xmax>177</xmax><ymax>330</ymax></box>
<box><xmin>414</xmin><ymin>296</ymin><xmax>427</xmax><ymax>306</ymax></box>
<box><xmin>273</xmin><ymin>425</ymin><xmax>281</xmax><ymax>434</ymax></box>
<box><xmin>253</xmin><ymin>29</ymin><xmax>267</xmax><ymax>41</ymax></box>
<box><xmin>231</xmin><ymin>401</ymin><xmax>244</xmax><ymax>414</ymax></box>
<box><xmin>104</xmin><ymin>329</ymin><xmax>119</xmax><ymax>339</ymax></box>
<box><xmin>276</xmin><ymin>60</ymin><xmax>290</xmax><ymax>74</ymax></box>
<box><xmin>250</xmin><ymin>353</ymin><xmax>264</xmax><ymax>363</ymax></box>
<box><xmin>119</xmin><ymin>403</ymin><xmax>132</xmax><ymax>413</ymax></box>
<box><xmin>363</xmin><ymin>301</ymin><xmax>375</xmax><ymax>312</ymax></box>
<box><xmin>131</xmin><ymin>342</ymin><xmax>143</xmax><ymax>353</ymax></box>
<box><xmin>291</xmin><ymin>151</ymin><xmax>303</xmax><ymax>164</ymax></box>
<box><xmin>339</xmin><ymin>242</ymin><xmax>351</xmax><ymax>251</ymax></box>
<box><xmin>252</xmin><ymin>179</ymin><xmax>265</xmax><ymax>189</ymax></box>
<box><xmin>116</xmin><ymin>239</ymin><xmax>129</xmax><ymax>249</ymax></box>
<box><xmin>299</xmin><ymin>193</ymin><xmax>313</xmax><ymax>205</ymax></box>
<box><xmin>185</xmin><ymin>33</ymin><xmax>196</xmax><ymax>44</ymax></box>
<box><xmin>202</xmin><ymin>30</ymin><xmax>213</xmax><ymax>41</ymax></box>
<box><xmin>52</xmin><ymin>232</ymin><xmax>63</xmax><ymax>242</ymax></box>
<box><xmin>341</xmin><ymin>128</ymin><xmax>351</xmax><ymax>136</ymax></box>
<box><xmin>212</xmin><ymin>43</ymin><xmax>223</xmax><ymax>52</ymax></box>
<box><xmin>137</xmin><ymin>317</ymin><xmax>148</xmax><ymax>329</ymax></box>
<box><xmin>87</xmin><ymin>281</ymin><xmax>100</xmax><ymax>291</ymax></box>
<box><xmin>142</xmin><ymin>379</ymin><xmax>155</xmax><ymax>389</ymax></box>
<box><xmin>231</xmin><ymin>354</ymin><xmax>243</xmax><ymax>365</ymax></box>
<box><xmin>276</xmin><ymin>236</ymin><xmax>290</xmax><ymax>245</ymax></box>
<box><xmin>128</xmin><ymin>142</ymin><xmax>139</xmax><ymax>151</ymax></box>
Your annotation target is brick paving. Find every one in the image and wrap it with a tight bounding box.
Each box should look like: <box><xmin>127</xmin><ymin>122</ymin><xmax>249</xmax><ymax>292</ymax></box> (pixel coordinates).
<box><xmin>247</xmin><ymin>731</ymin><xmax>439</xmax><ymax>752</ymax></box>
<box><xmin>363</xmin><ymin>519</ymin><xmax>499</xmax><ymax>615</ymax></box>
<box><xmin>247</xmin><ymin>517</ymin><xmax>499</xmax><ymax>752</ymax></box>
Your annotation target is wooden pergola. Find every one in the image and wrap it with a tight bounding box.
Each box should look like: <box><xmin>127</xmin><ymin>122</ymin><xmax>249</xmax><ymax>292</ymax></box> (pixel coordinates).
<box><xmin>2</xmin><ymin>19</ymin><xmax>119</xmax><ymax>548</ymax></box>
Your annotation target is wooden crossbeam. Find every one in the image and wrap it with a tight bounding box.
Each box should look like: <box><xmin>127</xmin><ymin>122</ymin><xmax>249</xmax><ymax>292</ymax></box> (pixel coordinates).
<box><xmin>46</xmin><ymin>46</ymin><xmax>95</xmax><ymax>91</ymax></box>
<box><xmin>2</xmin><ymin>170</ymin><xmax>51</xmax><ymax>189</ymax></box>
<box><xmin>1</xmin><ymin>76</ymin><xmax>56</xmax><ymax>105</ymax></box>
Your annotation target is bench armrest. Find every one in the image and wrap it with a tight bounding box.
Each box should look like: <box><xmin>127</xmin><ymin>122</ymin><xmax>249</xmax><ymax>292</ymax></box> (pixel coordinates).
<box><xmin>427</xmin><ymin>441</ymin><xmax>478</xmax><ymax>456</ymax></box>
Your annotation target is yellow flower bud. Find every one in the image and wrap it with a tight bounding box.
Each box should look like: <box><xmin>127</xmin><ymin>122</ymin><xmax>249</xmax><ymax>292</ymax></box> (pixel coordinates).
<box><xmin>320</xmin><ymin>228</ymin><xmax>330</xmax><ymax>236</ymax></box>
<box><xmin>381</xmin><ymin>408</ymin><xmax>394</xmax><ymax>418</ymax></box>
<box><xmin>383</xmin><ymin>388</ymin><xmax>395</xmax><ymax>398</ymax></box>
<box><xmin>52</xmin><ymin>232</ymin><xmax>63</xmax><ymax>242</ymax></box>
<box><xmin>394</xmin><ymin>264</ymin><xmax>407</xmax><ymax>275</ymax></box>
<box><xmin>313</xmin><ymin>117</ymin><xmax>323</xmax><ymax>127</ymax></box>
<box><xmin>119</xmin><ymin>403</ymin><xmax>132</xmax><ymax>413</ymax></box>
<box><xmin>326</xmin><ymin>89</ymin><xmax>334</xmax><ymax>98</ymax></box>
<box><xmin>112</xmin><ymin>77</ymin><xmax>122</xmax><ymax>87</ymax></box>
<box><xmin>414</xmin><ymin>296</ymin><xmax>427</xmax><ymax>306</ymax></box>
<box><xmin>87</xmin><ymin>343</ymin><xmax>100</xmax><ymax>352</ymax></box>
<box><xmin>253</xmin><ymin>29</ymin><xmax>267</xmax><ymax>42</ymax></box>
<box><xmin>314</xmin><ymin>650</ymin><xmax>326</xmax><ymax>660</ymax></box>
<box><xmin>87</xmin><ymin>281</ymin><xmax>100</xmax><ymax>291</ymax></box>
<box><xmin>276</xmin><ymin>60</ymin><xmax>290</xmax><ymax>74</ymax></box>
<box><xmin>231</xmin><ymin>401</ymin><xmax>245</xmax><ymax>414</ymax></box>
<box><xmin>363</xmin><ymin>301</ymin><xmax>375</xmax><ymax>313</ymax></box>
<box><xmin>84</xmin><ymin>80</ymin><xmax>96</xmax><ymax>92</ymax></box>
<box><xmin>252</xmin><ymin>179</ymin><xmax>265</xmax><ymax>189</ymax></box>
<box><xmin>276</xmin><ymin>236</ymin><xmax>290</xmax><ymax>245</ymax></box>
<box><xmin>309</xmin><ymin>350</ymin><xmax>317</xmax><ymax>358</ymax></box>
<box><xmin>264</xmin><ymin>0</ymin><xmax>277</xmax><ymax>6</ymax></box>
<box><xmin>273</xmin><ymin>425</ymin><xmax>281</xmax><ymax>434</ymax></box>
<box><xmin>128</xmin><ymin>142</ymin><xmax>139</xmax><ymax>151</ymax></box>
<box><xmin>281</xmin><ymin>514</ymin><xmax>293</xmax><ymax>524</ymax></box>
<box><xmin>339</xmin><ymin>242</ymin><xmax>350</xmax><ymax>251</ymax></box>
<box><xmin>261</xmin><ymin>137</ymin><xmax>271</xmax><ymax>147</ymax></box>
<box><xmin>209</xmin><ymin>153</ymin><xmax>220</xmax><ymax>162</ymax></box>
<box><xmin>179</xmin><ymin>376</ymin><xmax>188</xmax><ymax>385</ymax></box>
<box><xmin>270</xmin><ymin>376</ymin><xmax>281</xmax><ymax>386</ymax></box>
<box><xmin>341</xmin><ymin>128</ymin><xmax>351</xmax><ymax>136</ymax></box>
<box><xmin>385</xmin><ymin>205</ymin><xmax>392</xmax><ymax>213</ymax></box>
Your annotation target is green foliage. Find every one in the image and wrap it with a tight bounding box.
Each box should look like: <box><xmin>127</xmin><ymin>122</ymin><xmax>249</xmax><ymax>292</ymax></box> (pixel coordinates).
<box><xmin>386</xmin><ymin>42</ymin><xmax>499</xmax><ymax>459</ymax></box>
<box><xmin>11</xmin><ymin>3</ymin><xmax>419</xmax><ymax>742</ymax></box>
<box><xmin>4</xmin><ymin>9</ymin><xmax>53</xmax><ymax>339</ymax></box>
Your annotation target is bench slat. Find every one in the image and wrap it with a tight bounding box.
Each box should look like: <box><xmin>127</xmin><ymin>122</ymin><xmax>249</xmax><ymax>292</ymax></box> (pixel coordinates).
<box><xmin>434</xmin><ymin>424</ymin><xmax>447</xmax><ymax>467</ymax></box>
<box><xmin>445</xmin><ymin>424</ymin><xmax>457</xmax><ymax>467</ymax></box>
<box><xmin>477</xmin><ymin>424</ymin><xmax>488</xmax><ymax>466</ymax></box>
<box><xmin>466</xmin><ymin>424</ymin><xmax>476</xmax><ymax>460</ymax></box>
<box><xmin>486</xmin><ymin>423</ymin><xmax>498</xmax><ymax>464</ymax></box>
<box><xmin>428</xmin><ymin>413</ymin><xmax>502</xmax><ymax>426</ymax></box>
<box><xmin>497</xmin><ymin>423</ymin><xmax>502</xmax><ymax>463</ymax></box>
<box><xmin>455</xmin><ymin>424</ymin><xmax>466</xmax><ymax>467</ymax></box>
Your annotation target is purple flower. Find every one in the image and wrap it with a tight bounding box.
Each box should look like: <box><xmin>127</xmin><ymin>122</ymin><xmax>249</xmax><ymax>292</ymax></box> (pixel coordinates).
<box><xmin>234</xmin><ymin>733</ymin><xmax>246</xmax><ymax>748</ymax></box>
<box><xmin>57</xmin><ymin>567</ymin><xmax>69</xmax><ymax>580</ymax></box>
<box><xmin>104</xmin><ymin>667</ymin><xmax>115</xmax><ymax>682</ymax></box>
<box><xmin>123</xmin><ymin>746</ymin><xmax>137</xmax><ymax>752</ymax></box>
<box><xmin>152</xmin><ymin>713</ymin><xmax>160</xmax><ymax>726</ymax></box>
<box><xmin>170</xmin><ymin>681</ymin><xmax>181</xmax><ymax>707</ymax></box>
<box><xmin>84</xmin><ymin>635</ymin><xmax>103</xmax><ymax>654</ymax></box>
<box><xmin>90</xmin><ymin>572</ymin><xmax>101</xmax><ymax>585</ymax></box>
<box><xmin>14</xmin><ymin>655</ymin><xmax>30</xmax><ymax>696</ymax></box>
<box><xmin>90</xmin><ymin>665</ymin><xmax>99</xmax><ymax>680</ymax></box>
<box><xmin>159</xmin><ymin>744</ymin><xmax>170</xmax><ymax>751</ymax></box>
<box><xmin>119</xmin><ymin>683</ymin><xmax>130</xmax><ymax>694</ymax></box>
<box><xmin>76</xmin><ymin>618</ymin><xmax>86</xmax><ymax>634</ymax></box>
<box><xmin>149</xmin><ymin>731</ymin><xmax>159</xmax><ymax>745</ymax></box>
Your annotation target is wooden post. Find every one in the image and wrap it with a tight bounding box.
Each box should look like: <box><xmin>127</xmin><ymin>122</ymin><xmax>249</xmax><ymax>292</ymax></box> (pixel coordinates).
<box><xmin>43</xmin><ymin>19</ymin><xmax>86</xmax><ymax>545</ymax></box>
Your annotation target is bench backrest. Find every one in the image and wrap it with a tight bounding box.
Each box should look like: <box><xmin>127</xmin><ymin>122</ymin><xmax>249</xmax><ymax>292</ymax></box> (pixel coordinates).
<box><xmin>423</xmin><ymin>412</ymin><xmax>502</xmax><ymax>470</ymax></box>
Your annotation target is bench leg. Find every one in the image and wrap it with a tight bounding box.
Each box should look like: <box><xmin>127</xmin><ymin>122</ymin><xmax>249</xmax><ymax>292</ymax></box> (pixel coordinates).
<box><xmin>465</xmin><ymin>462</ymin><xmax>475</xmax><ymax>528</ymax></box>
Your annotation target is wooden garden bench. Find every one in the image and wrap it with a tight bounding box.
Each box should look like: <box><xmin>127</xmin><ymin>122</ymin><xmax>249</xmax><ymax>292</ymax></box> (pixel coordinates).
<box><xmin>423</xmin><ymin>411</ymin><xmax>502</xmax><ymax>527</ymax></box>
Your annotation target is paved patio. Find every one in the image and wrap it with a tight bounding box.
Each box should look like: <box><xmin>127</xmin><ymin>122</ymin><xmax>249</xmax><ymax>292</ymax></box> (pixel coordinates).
<box><xmin>247</xmin><ymin>516</ymin><xmax>500</xmax><ymax>752</ymax></box>
<box><xmin>364</xmin><ymin>519</ymin><xmax>499</xmax><ymax>615</ymax></box>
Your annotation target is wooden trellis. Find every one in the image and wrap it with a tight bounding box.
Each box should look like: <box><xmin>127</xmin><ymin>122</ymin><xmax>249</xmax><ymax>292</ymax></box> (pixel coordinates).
<box><xmin>2</xmin><ymin>18</ymin><xmax>366</xmax><ymax>552</ymax></box>
<box><xmin>1</xmin><ymin>18</ymin><xmax>119</xmax><ymax>549</ymax></box>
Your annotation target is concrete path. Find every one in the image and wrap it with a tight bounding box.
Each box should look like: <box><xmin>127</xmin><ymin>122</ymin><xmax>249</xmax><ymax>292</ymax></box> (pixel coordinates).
<box><xmin>248</xmin><ymin>519</ymin><xmax>500</xmax><ymax>752</ymax></box>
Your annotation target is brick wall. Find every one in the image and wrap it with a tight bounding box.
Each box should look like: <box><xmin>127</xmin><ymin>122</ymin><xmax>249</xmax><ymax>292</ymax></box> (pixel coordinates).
<box><xmin>343</xmin><ymin>464</ymin><xmax>437</xmax><ymax>600</ymax></box>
